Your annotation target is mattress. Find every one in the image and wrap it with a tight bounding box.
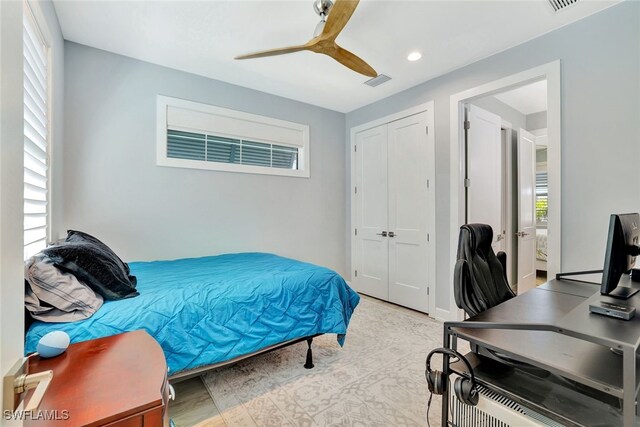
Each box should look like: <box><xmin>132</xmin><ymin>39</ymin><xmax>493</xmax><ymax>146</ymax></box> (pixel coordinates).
<box><xmin>25</xmin><ymin>252</ymin><xmax>360</xmax><ymax>374</ymax></box>
<box><xmin>536</xmin><ymin>228</ymin><xmax>548</xmax><ymax>262</ymax></box>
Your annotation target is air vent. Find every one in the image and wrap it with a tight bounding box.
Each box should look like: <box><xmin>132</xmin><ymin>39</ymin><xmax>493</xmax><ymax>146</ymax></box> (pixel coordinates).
<box><xmin>548</xmin><ymin>0</ymin><xmax>579</xmax><ymax>12</ymax></box>
<box><xmin>364</xmin><ymin>74</ymin><xmax>391</xmax><ymax>87</ymax></box>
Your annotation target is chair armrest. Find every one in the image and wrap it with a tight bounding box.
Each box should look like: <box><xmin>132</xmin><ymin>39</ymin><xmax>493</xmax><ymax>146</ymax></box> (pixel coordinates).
<box><xmin>496</xmin><ymin>251</ymin><xmax>516</xmax><ymax>297</ymax></box>
<box><xmin>454</xmin><ymin>259</ymin><xmax>468</xmax><ymax>311</ymax></box>
<box><xmin>454</xmin><ymin>259</ymin><xmax>483</xmax><ymax>317</ymax></box>
<box><xmin>496</xmin><ymin>251</ymin><xmax>507</xmax><ymax>276</ymax></box>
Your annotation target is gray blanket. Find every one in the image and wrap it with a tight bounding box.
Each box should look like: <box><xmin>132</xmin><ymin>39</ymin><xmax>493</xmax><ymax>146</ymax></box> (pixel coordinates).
<box><xmin>25</xmin><ymin>254</ymin><xmax>103</xmax><ymax>323</ymax></box>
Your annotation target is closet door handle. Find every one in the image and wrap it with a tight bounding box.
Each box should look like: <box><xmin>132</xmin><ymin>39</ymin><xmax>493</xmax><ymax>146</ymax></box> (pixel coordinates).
<box><xmin>388</xmin><ymin>231</ymin><xmax>395</xmax><ymax>238</ymax></box>
<box><xmin>376</xmin><ymin>231</ymin><xmax>388</xmax><ymax>237</ymax></box>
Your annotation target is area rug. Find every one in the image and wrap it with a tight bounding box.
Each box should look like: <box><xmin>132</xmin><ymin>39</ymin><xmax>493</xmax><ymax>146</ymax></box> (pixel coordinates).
<box><xmin>201</xmin><ymin>296</ymin><xmax>457</xmax><ymax>426</ymax></box>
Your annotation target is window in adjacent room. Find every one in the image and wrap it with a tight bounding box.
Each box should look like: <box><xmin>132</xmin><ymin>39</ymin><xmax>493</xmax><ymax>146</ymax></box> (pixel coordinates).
<box><xmin>536</xmin><ymin>169</ymin><xmax>548</xmax><ymax>227</ymax></box>
<box><xmin>157</xmin><ymin>96</ymin><xmax>309</xmax><ymax>178</ymax></box>
<box><xmin>23</xmin><ymin>5</ymin><xmax>50</xmax><ymax>259</ymax></box>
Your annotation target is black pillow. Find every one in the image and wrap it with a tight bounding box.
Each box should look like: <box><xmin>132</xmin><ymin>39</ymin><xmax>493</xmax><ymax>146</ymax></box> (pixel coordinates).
<box><xmin>65</xmin><ymin>230</ymin><xmax>132</xmax><ymax>275</ymax></box>
<box><xmin>44</xmin><ymin>231</ymin><xmax>138</xmax><ymax>301</ymax></box>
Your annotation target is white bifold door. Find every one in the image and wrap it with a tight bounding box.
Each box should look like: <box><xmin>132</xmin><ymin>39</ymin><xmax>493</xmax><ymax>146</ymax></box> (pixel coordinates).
<box><xmin>353</xmin><ymin>111</ymin><xmax>433</xmax><ymax>313</ymax></box>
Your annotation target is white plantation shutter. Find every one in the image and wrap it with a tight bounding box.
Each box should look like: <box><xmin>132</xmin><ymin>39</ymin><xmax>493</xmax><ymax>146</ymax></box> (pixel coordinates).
<box><xmin>23</xmin><ymin>10</ymin><xmax>49</xmax><ymax>259</ymax></box>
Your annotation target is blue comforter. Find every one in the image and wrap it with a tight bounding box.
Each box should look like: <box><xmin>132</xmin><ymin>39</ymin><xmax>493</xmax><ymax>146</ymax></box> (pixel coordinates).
<box><xmin>25</xmin><ymin>253</ymin><xmax>360</xmax><ymax>374</ymax></box>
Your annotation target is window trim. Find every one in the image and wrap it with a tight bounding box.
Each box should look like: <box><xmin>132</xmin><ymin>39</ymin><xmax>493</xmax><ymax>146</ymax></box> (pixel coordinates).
<box><xmin>156</xmin><ymin>96</ymin><xmax>310</xmax><ymax>178</ymax></box>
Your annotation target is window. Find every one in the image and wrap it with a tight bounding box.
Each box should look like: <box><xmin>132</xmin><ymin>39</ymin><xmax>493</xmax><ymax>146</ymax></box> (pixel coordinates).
<box><xmin>536</xmin><ymin>171</ymin><xmax>548</xmax><ymax>226</ymax></box>
<box><xmin>167</xmin><ymin>131</ymin><xmax>299</xmax><ymax>170</ymax></box>
<box><xmin>23</xmin><ymin>6</ymin><xmax>50</xmax><ymax>259</ymax></box>
<box><xmin>157</xmin><ymin>96</ymin><xmax>309</xmax><ymax>177</ymax></box>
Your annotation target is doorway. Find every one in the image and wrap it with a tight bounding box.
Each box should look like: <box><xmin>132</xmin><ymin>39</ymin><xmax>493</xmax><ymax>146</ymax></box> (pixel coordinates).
<box><xmin>450</xmin><ymin>62</ymin><xmax>561</xmax><ymax>319</ymax></box>
<box><xmin>350</xmin><ymin>102</ymin><xmax>436</xmax><ymax>314</ymax></box>
<box><xmin>464</xmin><ymin>80</ymin><xmax>549</xmax><ymax>294</ymax></box>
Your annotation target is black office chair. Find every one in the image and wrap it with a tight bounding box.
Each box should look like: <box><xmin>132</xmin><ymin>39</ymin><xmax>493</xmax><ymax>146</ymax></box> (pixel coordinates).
<box><xmin>454</xmin><ymin>224</ymin><xmax>516</xmax><ymax>318</ymax></box>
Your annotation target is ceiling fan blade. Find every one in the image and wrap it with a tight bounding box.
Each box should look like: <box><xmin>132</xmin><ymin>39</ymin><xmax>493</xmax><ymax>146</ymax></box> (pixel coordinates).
<box><xmin>321</xmin><ymin>0</ymin><xmax>360</xmax><ymax>40</ymax></box>
<box><xmin>235</xmin><ymin>45</ymin><xmax>309</xmax><ymax>60</ymax></box>
<box><xmin>325</xmin><ymin>44</ymin><xmax>377</xmax><ymax>77</ymax></box>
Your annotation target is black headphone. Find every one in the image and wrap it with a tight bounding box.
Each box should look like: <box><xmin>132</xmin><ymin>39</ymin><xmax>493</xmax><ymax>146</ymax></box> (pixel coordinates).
<box><xmin>425</xmin><ymin>348</ymin><xmax>479</xmax><ymax>406</ymax></box>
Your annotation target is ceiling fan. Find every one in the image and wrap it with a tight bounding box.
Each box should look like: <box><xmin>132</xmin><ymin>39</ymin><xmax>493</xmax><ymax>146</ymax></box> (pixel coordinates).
<box><xmin>235</xmin><ymin>0</ymin><xmax>377</xmax><ymax>78</ymax></box>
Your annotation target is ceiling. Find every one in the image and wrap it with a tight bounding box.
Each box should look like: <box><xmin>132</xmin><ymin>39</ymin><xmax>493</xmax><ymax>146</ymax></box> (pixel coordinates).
<box><xmin>494</xmin><ymin>80</ymin><xmax>548</xmax><ymax>115</ymax></box>
<box><xmin>52</xmin><ymin>0</ymin><xmax>620</xmax><ymax>113</ymax></box>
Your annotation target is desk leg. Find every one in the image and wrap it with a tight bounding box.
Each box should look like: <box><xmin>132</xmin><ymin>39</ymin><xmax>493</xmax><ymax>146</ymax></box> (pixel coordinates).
<box><xmin>623</xmin><ymin>346</ymin><xmax>636</xmax><ymax>427</ymax></box>
<box><xmin>442</xmin><ymin>327</ymin><xmax>451</xmax><ymax>427</ymax></box>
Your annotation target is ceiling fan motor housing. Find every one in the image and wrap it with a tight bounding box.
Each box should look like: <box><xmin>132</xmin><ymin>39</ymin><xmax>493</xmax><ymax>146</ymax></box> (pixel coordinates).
<box><xmin>313</xmin><ymin>0</ymin><xmax>333</xmax><ymax>17</ymax></box>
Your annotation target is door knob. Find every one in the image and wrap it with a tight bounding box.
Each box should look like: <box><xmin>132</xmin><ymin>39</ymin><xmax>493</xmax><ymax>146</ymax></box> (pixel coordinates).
<box><xmin>376</xmin><ymin>231</ymin><xmax>388</xmax><ymax>237</ymax></box>
<box><xmin>388</xmin><ymin>231</ymin><xmax>396</xmax><ymax>238</ymax></box>
<box><xmin>515</xmin><ymin>231</ymin><xmax>530</xmax><ymax>237</ymax></box>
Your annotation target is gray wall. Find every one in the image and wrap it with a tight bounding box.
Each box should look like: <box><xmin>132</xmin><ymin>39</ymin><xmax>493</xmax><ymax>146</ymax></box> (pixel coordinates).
<box><xmin>471</xmin><ymin>96</ymin><xmax>527</xmax><ymax>131</ymax></box>
<box><xmin>345</xmin><ymin>2</ymin><xmax>640</xmax><ymax>314</ymax></box>
<box><xmin>527</xmin><ymin>111</ymin><xmax>547</xmax><ymax>131</ymax></box>
<box><xmin>62</xmin><ymin>42</ymin><xmax>347</xmax><ymax>275</ymax></box>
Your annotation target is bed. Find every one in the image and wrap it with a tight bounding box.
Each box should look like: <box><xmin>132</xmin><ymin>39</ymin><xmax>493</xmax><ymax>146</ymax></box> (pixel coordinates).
<box><xmin>25</xmin><ymin>252</ymin><xmax>360</xmax><ymax>378</ymax></box>
<box><xmin>536</xmin><ymin>228</ymin><xmax>548</xmax><ymax>272</ymax></box>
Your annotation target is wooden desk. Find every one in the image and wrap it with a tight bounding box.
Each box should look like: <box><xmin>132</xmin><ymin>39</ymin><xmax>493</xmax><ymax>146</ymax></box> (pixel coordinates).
<box><xmin>26</xmin><ymin>330</ymin><xmax>169</xmax><ymax>426</ymax></box>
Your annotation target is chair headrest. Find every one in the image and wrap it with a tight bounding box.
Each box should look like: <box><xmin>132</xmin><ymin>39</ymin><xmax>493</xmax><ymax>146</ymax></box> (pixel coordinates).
<box><xmin>461</xmin><ymin>224</ymin><xmax>494</xmax><ymax>254</ymax></box>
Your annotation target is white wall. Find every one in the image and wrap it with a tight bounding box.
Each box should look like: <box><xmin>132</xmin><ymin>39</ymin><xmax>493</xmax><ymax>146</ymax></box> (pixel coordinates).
<box><xmin>0</xmin><ymin>0</ymin><xmax>64</xmax><ymax>404</ymax></box>
<box><xmin>345</xmin><ymin>1</ymin><xmax>640</xmax><ymax>315</ymax></box>
<box><xmin>0</xmin><ymin>0</ymin><xmax>26</xmax><ymax>389</ymax></box>
<box><xmin>61</xmin><ymin>42</ymin><xmax>347</xmax><ymax>275</ymax></box>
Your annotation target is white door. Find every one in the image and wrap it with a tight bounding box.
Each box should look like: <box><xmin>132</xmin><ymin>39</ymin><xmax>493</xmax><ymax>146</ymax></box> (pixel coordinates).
<box><xmin>517</xmin><ymin>128</ymin><xmax>537</xmax><ymax>293</ymax></box>
<box><xmin>466</xmin><ymin>105</ymin><xmax>504</xmax><ymax>252</ymax></box>
<box><xmin>353</xmin><ymin>124</ymin><xmax>389</xmax><ymax>300</ymax></box>
<box><xmin>387</xmin><ymin>113</ymin><xmax>430</xmax><ymax>312</ymax></box>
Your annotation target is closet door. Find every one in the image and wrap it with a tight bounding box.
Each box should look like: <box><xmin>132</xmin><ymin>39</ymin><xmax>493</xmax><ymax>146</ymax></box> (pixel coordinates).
<box><xmin>387</xmin><ymin>113</ymin><xmax>430</xmax><ymax>312</ymax></box>
<box><xmin>353</xmin><ymin>124</ymin><xmax>389</xmax><ymax>300</ymax></box>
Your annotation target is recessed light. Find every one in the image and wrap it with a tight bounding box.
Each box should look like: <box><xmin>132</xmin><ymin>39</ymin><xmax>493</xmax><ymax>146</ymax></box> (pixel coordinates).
<box><xmin>407</xmin><ymin>52</ymin><xmax>422</xmax><ymax>62</ymax></box>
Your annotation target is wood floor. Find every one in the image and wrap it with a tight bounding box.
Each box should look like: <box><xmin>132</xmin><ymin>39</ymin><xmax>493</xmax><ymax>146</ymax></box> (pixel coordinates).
<box><xmin>170</xmin><ymin>377</ymin><xmax>223</xmax><ymax>427</ymax></box>
<box><xmin>536</xmin><ymin>271</ymin><xmax>548</xmax><ymax>285</ymax></box>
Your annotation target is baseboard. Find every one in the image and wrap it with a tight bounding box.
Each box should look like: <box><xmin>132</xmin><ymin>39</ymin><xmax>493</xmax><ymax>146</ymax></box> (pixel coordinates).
<box><xmin>435</xmin><ymin>308</ymin><xmax>450</xmax><ymax>321</ymax></box>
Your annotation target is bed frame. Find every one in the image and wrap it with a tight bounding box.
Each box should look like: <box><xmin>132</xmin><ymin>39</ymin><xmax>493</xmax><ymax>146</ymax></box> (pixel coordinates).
<box><xmin>168</xmin><ymin>334</ymin><xmax>320</xmax><ymax>383</ymax></box>
<box><xmin>27</xmin><ymin>308</ymin><xmax>320</xmax><ymax>383</ymax></box>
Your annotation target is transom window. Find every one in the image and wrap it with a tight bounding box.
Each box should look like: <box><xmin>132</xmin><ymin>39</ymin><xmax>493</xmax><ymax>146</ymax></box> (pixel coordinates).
<box><xmin>157</xmin><ymin>96</ymin><xmax>309</xmax><ymax>178</ymax></box>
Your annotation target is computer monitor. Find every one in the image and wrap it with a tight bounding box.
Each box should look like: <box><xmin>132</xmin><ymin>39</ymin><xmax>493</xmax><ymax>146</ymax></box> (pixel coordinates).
<box><xmin>601</xmin><ymin>213</ymin><xmax>640</xmax><ymax>299</ymax></box>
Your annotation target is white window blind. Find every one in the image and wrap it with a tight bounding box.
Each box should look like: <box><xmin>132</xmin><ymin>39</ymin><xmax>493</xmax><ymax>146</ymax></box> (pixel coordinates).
<box><xmin>167</xmin><ymin>130</ymin><xmax>299</xmax><ymax>170</ymax></box>
<box><xmin>23</xmin><ymin>9</ymin><xmax>49</xmax><ymax>260</ymax></box>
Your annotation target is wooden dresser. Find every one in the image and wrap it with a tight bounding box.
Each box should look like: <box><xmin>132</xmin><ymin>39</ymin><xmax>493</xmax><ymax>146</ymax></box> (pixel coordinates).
<box><xmin>26</xmin><ymin>330</ymin><xmax>170</xmax><ymax>426</ymax></box>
